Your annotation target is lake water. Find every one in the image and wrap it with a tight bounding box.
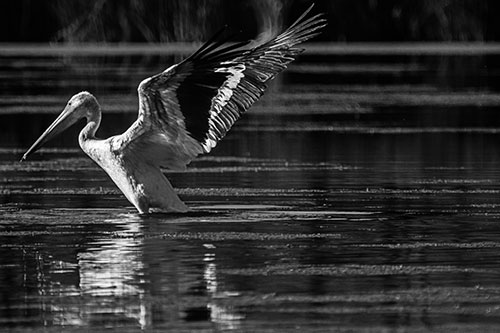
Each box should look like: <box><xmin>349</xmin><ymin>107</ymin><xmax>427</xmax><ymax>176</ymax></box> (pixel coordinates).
<box><xmin>2</xmin><ymin>45</ymin><xmax>500</xmax><ymax>331</ymax></box>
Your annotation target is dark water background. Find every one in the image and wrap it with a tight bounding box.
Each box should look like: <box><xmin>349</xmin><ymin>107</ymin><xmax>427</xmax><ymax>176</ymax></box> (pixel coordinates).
<box><xmin>2</xmin><ymin>45</ymin><xmax>500</xmax><ymax>331</ymax></box>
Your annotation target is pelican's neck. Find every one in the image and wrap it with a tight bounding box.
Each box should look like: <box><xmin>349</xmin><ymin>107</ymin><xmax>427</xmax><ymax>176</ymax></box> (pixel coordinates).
<box><xmin>78</xmin><ymin>100</ymin><xmax>102</xmax><ymax>146</ymax></box>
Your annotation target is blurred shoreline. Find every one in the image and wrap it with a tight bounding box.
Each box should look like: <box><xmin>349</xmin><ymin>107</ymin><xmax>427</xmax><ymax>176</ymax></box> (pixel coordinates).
<box><xmin>2</xmin><ymin>42</ymin><xmax>500</xmax><ymax>56</ymax></box>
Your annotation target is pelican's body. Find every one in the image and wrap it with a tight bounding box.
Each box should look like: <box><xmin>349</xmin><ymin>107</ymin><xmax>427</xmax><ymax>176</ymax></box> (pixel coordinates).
<box><xmin>68</xmin><ymin>91</ymin><xmax>190</xmax><ymax>213</ymax></box>
<box><xmin>81</xmin><ymin>129</ymin><xmax>188</xmax><ymax>213</ymax></box>
<box><xmin>22</xmin><ymin>6</ymin><xmax>325</xmax><ymax>214</ymax></box>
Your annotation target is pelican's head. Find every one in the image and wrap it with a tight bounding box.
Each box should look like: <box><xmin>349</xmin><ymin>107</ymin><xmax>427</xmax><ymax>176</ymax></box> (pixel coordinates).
<box><xmin>21</xmin><ymin>92</ymin><xmax>99</xmax><ymax>161</ymax></box>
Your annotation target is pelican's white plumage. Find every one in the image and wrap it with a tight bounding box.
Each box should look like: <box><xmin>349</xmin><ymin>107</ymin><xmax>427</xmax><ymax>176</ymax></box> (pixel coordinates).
<box><xmin>22</xmin><ymin>5</ymin><xmax>326</xmax><ymax>213</ymax></box>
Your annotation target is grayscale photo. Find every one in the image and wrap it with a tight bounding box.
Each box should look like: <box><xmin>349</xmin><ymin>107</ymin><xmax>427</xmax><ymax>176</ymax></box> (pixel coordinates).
<box><xmin>1</xmin><ymin>0</ymin><xmax>500</xmax><ymax>331</ymax></box>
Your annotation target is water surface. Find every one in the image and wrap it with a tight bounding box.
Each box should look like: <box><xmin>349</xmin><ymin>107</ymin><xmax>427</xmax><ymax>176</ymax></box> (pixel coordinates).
<box><xmin>2</xmin><ymin>44</ymin><xmax>500</xmax><ymax>331</ymax></box>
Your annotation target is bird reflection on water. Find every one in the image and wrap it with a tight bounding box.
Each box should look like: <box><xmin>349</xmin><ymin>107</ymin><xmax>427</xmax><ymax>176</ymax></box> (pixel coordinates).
<box><xmin>42</xmin><ymin>213</ymin><xmax>246</xmax><ymax>330</ymax></box>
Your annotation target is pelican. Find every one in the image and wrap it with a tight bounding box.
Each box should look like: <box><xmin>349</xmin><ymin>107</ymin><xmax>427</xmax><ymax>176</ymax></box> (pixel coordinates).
<box><xmin>21</xmin><ymin>5</ymin><xmax>326</xmax><ymax>214</ymax></box>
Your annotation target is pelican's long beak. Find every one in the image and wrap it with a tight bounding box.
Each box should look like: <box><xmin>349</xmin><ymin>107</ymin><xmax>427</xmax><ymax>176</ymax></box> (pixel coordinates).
<box><xmin>21</xmin><ymin>104</ymin><xmax>80</xmax><ymax>161</ymax></box>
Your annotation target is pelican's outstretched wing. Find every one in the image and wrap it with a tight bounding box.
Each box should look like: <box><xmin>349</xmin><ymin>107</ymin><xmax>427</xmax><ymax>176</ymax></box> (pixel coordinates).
<box><xmin>115</xmin><ymin>4</ymin><xmax>326</xmax><ymax>170</ymax></box>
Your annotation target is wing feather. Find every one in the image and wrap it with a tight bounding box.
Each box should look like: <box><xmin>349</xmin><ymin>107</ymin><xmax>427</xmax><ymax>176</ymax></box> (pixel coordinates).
<box><xmin>116</xmin><ymin>4</ymin><xmax>326</xmax><ymax>169</ymax></box>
